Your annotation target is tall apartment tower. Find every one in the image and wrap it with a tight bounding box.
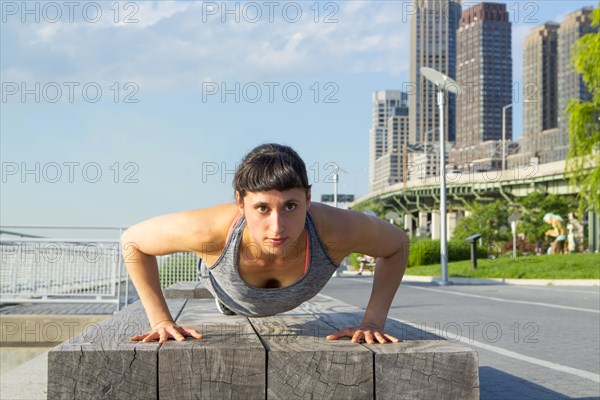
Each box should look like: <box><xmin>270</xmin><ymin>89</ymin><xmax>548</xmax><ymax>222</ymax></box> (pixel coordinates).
<box><xmin>521</xmin><ymin>22</ymin><xmax>559</xmax><ymax>163</ymax></box>
<box><xmin>553</xmin><ymin>7</ymin><xmax>596</xmax><ymax>162</ymax></box>
<box><xmin>369</xmin><ymin>91</ymin><xmax>408</xmax><ymax>191</ymax></box>
<box><xmin>453</xmin><ymin>3</ymin><xmax>512</xmax><ymax>165</ymax></box>
<box><xmin>409</xmin><ymin>0</ymin><xmax>462</xmax><ymax>147</ymax></box>
<box><xmin>373</xmin><ymin>106</ymin><xmax>410</xmax><ymax>191</ymax></box>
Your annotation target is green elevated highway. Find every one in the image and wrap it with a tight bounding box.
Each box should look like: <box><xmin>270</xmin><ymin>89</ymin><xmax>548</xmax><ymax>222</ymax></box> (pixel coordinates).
<box><xmin>352</xmin><ymin>160</ymin><xmax>599</xmax><ymax>250</ymax></box>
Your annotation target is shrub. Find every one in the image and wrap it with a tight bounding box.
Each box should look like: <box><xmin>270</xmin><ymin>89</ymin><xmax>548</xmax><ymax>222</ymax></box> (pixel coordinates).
<box><xmin>346</xmin><ymin>253</ymin><xmax>363</xmax><ymax>270</ymax></box>
<box><xmin>408</xmin><ymin>239</ymin><xmax>487</xmax><ymax>267</ymax></box>
<box><xmin>502</xmin><ymin>238</ymin><xmax>537</xmax><ymax>256</ymax></box>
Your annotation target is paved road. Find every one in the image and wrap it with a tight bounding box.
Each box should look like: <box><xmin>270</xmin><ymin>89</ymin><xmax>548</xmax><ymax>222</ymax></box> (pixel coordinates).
<box><xmin>321</xmin><ymin>276</ymin><xmax>600</xmax><ymax>400</ymax></box>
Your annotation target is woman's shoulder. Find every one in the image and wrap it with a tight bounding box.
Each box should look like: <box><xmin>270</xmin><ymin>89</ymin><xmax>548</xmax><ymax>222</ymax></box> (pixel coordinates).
<box><xmin>181</xmin><ymin>202</ymin><xmax>240</xmax><ymax>244</ymax></box>
<box><xmin>309</xmin><ymin>202</ymin><xmax>396</xmax><ymax>257</ymax></box>
<box><xmin>308</xmin><ymin>202</ymin><xmax>360</xmax><ymax>243</ymax></box>
<box><xmin>121</xmin><ymin>202</ymin><xmax>240</xmax><ymax>257</ymax></box>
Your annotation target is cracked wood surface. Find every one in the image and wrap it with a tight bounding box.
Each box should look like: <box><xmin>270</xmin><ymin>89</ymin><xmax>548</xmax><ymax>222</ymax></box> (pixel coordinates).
<box><xmin>47</xmin><ymin>292</ymin><xmax>480</xmax><ymax>399</ymax></box>
<box><xmin>249</xmin><ymin>308</ymin><xmax>373</xmax><ymax>400</ymax></box>
<box><xmin>47</xmin><ymin>300</ymin><xmax>186</xmax><ymax>400</ymax></box>
<box><xmin>159</xmin><ymin>299</ymin><xmax>265</xmax><ymax>400</ymax></box>
<box><xmin>301</xmin><ymin>295</ymin><xmax>480</xmax><ymax>400</ymax></box>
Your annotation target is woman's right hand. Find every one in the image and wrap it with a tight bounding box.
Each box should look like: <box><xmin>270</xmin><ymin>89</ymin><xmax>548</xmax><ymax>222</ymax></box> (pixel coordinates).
<box><xmin>131</xmin><ymin>320</ymin><xmax>204</xmax><ymax>344</ymax></box>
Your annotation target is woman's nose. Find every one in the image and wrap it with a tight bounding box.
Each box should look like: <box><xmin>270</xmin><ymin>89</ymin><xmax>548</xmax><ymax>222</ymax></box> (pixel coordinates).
<box><xmin>269</xmin><ymin>212</ymin><xmax>284</xmax><ymax>233</ymax></box>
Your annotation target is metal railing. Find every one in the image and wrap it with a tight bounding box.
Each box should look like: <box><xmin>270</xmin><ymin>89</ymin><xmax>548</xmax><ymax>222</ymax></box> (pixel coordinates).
<box><xmin>1</xmin><ymin>238</ymin><xmax>126</xmax><ymax>310</ymax></box>
<box><xmin>1</xmin><ymin>225</ymin><xmax>201</xmax><ymax>311</ymax></box>
<box><xmin>156</xmin><ymin>252</ymin><xmax>200</xmax><ymax>288</ymax></box>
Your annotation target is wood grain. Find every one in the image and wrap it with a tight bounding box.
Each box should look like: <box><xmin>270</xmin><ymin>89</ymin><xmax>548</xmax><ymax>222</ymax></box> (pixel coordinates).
<box><xmin>301</xmin><ymin>295</ymin><xmax>480</xmax><ymax>400</ymax></box>
<box><xmin>249</xmin><ymin>306</ymin><xmax>373</xmax><ymax>400</ymax></box>
<box><xmin>47</xmin><ymin>299</ymin><xmax>186</xmax><ymax>400</ymax></box>
<box><xmin>158</xmin><ymin>299</ymin><xmax>265</xmax><ymax>400</ymax></box>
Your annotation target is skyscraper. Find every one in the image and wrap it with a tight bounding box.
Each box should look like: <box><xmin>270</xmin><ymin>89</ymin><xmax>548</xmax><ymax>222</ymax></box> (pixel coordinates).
<box><xmin>409</xmin><ymin>0</ymin><xmax>462</xmax><ymax>147</ymax></box>
<box><xmin>555</xmin><ymin>7</ymin><xmax>595</xmax><ymax>161</ymax></box>
<box><xmin>453</xmin><ymin>2</ymin><xmax>512</xmax><ymax>167</ymax></box>
<box><xmin>517</xmin><ymin>7</ymin><xmax>596</xmax><ymax>166</ymax></box>
<box><xmin>372</xmin><ymin>106</ymin><xmax>410</xmax><ymax>191</ymax></box>
<box><xmin>521</xmin><ymin>22</ymin><xmax>559</xmax><ymax>163</ymax></box>
<box><xmin>369</xmin><ymin>91</ymin><xmax>408</xmax><ymax>191</ymax></box>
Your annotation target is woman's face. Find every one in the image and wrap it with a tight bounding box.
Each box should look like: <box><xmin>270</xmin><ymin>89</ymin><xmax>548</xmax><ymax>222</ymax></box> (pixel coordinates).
<box><xmin>237</xmin><ymin>188</ymin><xmax>310</xmax><ymax>260</ymax></box>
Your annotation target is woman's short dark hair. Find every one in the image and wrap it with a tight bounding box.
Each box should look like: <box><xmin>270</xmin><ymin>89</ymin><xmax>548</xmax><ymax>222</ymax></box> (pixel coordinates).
<box><xmin>233</xmin><ymin>143</ymin><xmax>311</xmax><ymax>198</ymax></box>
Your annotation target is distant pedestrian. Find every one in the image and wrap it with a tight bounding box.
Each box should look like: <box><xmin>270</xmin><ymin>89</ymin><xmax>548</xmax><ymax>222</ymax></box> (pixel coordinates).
<box><xmin>357</xmin><ymin>255</ymin><xmax>375</xmax><ymax>275</ymax></box>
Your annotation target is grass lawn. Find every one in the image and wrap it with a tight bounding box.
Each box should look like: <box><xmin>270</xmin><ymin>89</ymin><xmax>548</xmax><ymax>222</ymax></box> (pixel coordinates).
<box><xmin>405</xmin><ymin>253</ymin><xmax>600</xmax><ymax>279</ymax></box>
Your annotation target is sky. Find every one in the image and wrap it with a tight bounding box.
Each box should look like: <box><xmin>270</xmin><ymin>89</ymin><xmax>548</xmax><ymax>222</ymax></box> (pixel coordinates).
<box><xmin>1</xmin><ymin>0</ymin><xmax>597</xmax><ymax>236</ymax></box>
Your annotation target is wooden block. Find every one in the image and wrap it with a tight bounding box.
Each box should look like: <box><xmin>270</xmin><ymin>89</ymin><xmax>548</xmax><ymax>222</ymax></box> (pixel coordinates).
<box><xmin>47</xmin><ymin>299</ymin><xmax>186</xmax><ymax>400</ymax></box>
<box><xmin>300</xmin><ymin>296</ymin><xmax>439</xmax><ymax>341</ymax></box>
<box><xmin>193</xmin><ymin>282</ymin><xmax>214</xmax><ymax>299</ymax></box>
<box><xmin>372</xmin><ymin>341</ymin><xmax>479</xmax><ymax>400</ymax></box>
<box><xmin>301</xmin><ymin>295</ymin><xmax>480</xmax><ymax>400</ymax></box>
<box><xmin>164</xmin><ymin>281</ymin><xmax>213</xmax><ymax>299</ymax></box>
<box><xmin>249</xmin><ymin>308</ymin><xmax>373</xmax><ymax>400</ymax></box>
<box><xmin>159</xmin><ymin>299</ymin><xmax>265</xmax><ymax>400</ymax></box>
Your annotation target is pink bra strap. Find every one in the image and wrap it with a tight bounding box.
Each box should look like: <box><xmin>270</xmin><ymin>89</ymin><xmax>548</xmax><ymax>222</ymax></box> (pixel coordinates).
<box><xmin>304</xmin><ymin>231</ymin><xmax>310</xmax><ymax>274</ymax></box>
<box><xmin>226</xmin><ymin>213</ymin><xmax>242</xmax><ymax>241</ymax></box>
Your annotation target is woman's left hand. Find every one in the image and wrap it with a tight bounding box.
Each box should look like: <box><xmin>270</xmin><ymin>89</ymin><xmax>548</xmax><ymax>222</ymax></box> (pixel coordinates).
<box><xmin>326</xmin><ymin>322</ymin><xmax>400</xmax><ymax>344</ymax></box>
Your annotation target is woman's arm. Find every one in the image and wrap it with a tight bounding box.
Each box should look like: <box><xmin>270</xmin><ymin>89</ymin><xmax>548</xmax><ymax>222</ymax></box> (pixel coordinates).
<box><xmin>121</xmin><ymin>203</ymin><xmax>236</xmax><ymax>343</ymax></box>
<box><xmin>312</xmin><ymin>204</ymin><xmax>409</xmax><ymax>344</ymax></box>
<box><xmin>360</xmin><ymin>244</ymin><xmax>408</xmax><ymax>331</ymax></box>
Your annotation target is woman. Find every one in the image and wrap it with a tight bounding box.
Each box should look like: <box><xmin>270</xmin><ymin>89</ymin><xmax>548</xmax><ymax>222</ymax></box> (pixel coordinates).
<box><xmin>121</xmin><ymin>143</ymin><xmax>409</xmax><ymax>345</ymax></box>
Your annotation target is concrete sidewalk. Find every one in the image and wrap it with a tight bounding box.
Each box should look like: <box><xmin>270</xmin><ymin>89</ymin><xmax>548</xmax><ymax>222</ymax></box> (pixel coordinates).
<box><xmin>1</xmin><ymin>312</ymin><xmax>110</xmax><ymax>399</ymax></box>
<box><xmin>0</xmin><ymin>349</ymin><xmax>48</xmax><ymax>400</ymax></box>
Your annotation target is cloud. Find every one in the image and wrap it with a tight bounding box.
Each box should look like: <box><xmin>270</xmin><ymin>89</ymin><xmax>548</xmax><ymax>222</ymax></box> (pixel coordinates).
<box><xmin>246</xmin><ymin>31</ymin><xmax>307</xmax><ymax>71</ymax></box>
<box><xmin>2</xmin><ymin>1</ymin><xmax>411</xmax><ymax>89</ymax></box>
<box><xmin>123</xmin><ymin>1</ymin><xmax>195</xmax><ymax>28</ymax></box>
<box><xmin>34</xmin><ymin>23</ymin><xmax>61</xmax><ymax>42</ymax></box>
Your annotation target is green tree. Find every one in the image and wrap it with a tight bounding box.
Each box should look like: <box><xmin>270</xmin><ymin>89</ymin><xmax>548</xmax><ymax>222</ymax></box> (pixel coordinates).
<box><xmin>350</xmin><ymin>198</ymin><xmax>386</xmax><ymax>218</ymax></box>
<box><xmin>565</xmin><ymin>6</ymin><xmax>600</xmax><ymax>213</ymax></box>
<box><xmin>452</xmin><ymin>200</ymin><xmax>512</xmax><ymax>251</ymax></box>
<box><xmin>515</xmin><ymin>192</ymin><xmax>578</xmax><ymax>244</ymax></box>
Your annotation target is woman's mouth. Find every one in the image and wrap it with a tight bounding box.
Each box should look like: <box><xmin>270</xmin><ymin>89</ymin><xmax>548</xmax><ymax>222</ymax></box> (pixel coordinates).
<box><xmin>266</xmin><ymin>238</ymin><xmax>287</xmax><ymax>246</ymax></box>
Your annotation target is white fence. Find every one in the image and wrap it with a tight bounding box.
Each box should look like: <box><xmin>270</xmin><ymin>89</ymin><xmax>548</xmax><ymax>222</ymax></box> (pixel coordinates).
<box><xmin>0</xmin><ymin>238</ymin><xmax>126</xmax><ymax>310</ymax></box>
<box><xmin>0</xmin><ymin>226</ymin><xmax>201</xmax><ymax>311</ymax></box>
<box><xmin>156</xmin><ymin>251</ymin><xmax>200</xmax><ymax>288</ymax></box>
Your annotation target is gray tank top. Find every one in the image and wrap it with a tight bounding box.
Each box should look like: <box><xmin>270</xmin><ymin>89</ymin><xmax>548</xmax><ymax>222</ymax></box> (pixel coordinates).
<box><xmin>198</xmin><ymin>212</ymin><xmax>339</xmax><ymax>317</ymax></box>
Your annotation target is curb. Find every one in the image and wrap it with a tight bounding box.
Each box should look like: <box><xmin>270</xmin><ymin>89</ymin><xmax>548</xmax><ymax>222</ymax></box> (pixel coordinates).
<box><xmin>402</xmin><ymin>275</ymin><xmax>600</xmax><ymax>287</ymax></box>
<box><xmin>1</xmin><ymin>315</ymin><xmax>109</xmax><ymax>345</ymax></box>
<box><xmin>340</xmin><ymin>271</ymin><xmax>599</xmax><ymax>286</ymax></box>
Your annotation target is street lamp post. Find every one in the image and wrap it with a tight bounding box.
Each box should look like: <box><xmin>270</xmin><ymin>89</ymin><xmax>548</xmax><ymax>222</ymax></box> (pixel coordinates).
<box><xmin>420</xmin><ymin>67</ymin><xmax>461</xmax><ymax>286</ymax></box>
<box><xmin>327</xmin><ymin>163</ymin><xmax>347</xmax><ymax>208</ymax></box>
<box><xmin>502</xmin><ymin>103</ymin><xmax>513</xmax><ymax>173</ymax></box>
<box><xmin>333</xmin><ymin>171</ymin><xmax>338</xmax><ymax>208</ymax></box>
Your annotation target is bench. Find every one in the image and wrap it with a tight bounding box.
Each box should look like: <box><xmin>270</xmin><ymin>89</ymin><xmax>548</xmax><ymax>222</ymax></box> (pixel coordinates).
<box><xmin>48</xmin><ymin>282</ymin><xmax>480</xmax><ymax>399</ymax></box>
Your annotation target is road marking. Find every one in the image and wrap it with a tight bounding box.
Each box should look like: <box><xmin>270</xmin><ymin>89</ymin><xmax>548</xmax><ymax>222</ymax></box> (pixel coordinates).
<box><xmin>404</xmin><ymin>284</ymin><xmax>600</xmax><ymax>314</ymax></box>
<box><xmin>316</xmin><ymin>293</ymin><xmax>600</xmax><ymax>384</ymax></box>
<box><xmin>392</xmin><ymin>316</ymin><xmax>600</xmax><ymax>384</ymax></box>
<box><xmin>345</xmin><ymin>278</ymin><xmax>599</xmax><ymax>314</ymax></box>
<box><xmin>504</xmin><ymin>285</ymin><xmax>600</xmax><ymax>295</ymax></box>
